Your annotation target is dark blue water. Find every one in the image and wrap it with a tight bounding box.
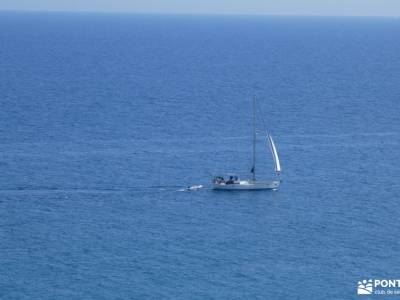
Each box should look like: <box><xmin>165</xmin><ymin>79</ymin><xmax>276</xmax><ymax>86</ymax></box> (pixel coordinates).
<box><xmin>1</xmin><ymin>12</ymin><xmax>400</xmax><ymax>299</ymax></box>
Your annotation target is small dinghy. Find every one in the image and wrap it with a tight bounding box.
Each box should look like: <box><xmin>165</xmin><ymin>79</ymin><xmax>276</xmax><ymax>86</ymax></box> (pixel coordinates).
<box><xmin>185</xmin><ymin>185</ymin><xmax>203</xmax><ymax>191</ymax></box>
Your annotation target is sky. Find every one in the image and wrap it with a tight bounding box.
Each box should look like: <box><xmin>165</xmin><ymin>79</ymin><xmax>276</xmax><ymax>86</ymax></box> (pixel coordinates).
<box><xmin>0</xmin><ymin>0</ymin><xmax>400</xmax><ymax>16</ymax></box>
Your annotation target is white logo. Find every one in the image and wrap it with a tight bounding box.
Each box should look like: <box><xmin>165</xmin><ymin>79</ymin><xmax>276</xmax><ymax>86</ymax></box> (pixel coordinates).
<box><xmin>358</xmin><ymin>280</ymin><xmax>373</xmax><ymax>295</ymax></box>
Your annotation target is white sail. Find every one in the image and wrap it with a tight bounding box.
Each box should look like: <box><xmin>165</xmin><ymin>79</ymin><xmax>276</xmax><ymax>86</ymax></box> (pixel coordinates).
<box><xmin>268</xmin><ymin>134</ymin><xmax>281</xmax><ymax>173</ymax></box>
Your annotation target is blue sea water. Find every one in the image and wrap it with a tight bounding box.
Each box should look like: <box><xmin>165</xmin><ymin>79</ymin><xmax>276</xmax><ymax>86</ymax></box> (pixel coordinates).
<box><xmin>1</xmin><ymin>12</ymin><xmax>400</xmax><ymax>299</ymax></box>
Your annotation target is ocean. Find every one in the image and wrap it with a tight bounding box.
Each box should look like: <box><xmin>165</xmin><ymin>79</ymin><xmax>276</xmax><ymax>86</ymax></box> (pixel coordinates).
<box><xmin>0</xmin><ymin>12</ymin><xmax>400</xmax><ymax>299</ymax></box>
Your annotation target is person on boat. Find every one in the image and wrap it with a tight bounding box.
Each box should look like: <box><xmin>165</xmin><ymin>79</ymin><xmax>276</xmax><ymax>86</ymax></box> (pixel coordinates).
<box><xmin>226</xmin><ymin>176</ymin><xmax>234</xmax><ymax>184</ymax></box>
<box><xmin>213</xmin><ymin>176</ymin><xmax>225</xmax><ymax>184</ymax></box>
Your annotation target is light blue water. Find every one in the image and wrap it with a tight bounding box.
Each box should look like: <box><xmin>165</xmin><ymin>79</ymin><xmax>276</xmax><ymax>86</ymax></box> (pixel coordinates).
<box><xmin>1</xmin><ymin>12</ymin><xmax>400</xmax><ymax>299</ymax></box>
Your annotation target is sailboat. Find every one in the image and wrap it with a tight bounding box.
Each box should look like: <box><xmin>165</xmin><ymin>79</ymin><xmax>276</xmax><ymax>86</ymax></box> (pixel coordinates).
<box><xmin>212</xmin><ymin>97</ymin><xmax>281</xmax><ymax>191</ymax></box>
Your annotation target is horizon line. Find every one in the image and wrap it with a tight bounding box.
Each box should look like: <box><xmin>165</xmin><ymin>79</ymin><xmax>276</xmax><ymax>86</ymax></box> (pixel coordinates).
<box><xmin>0</xmin><ymin>9</ymin><xmax>400</xmax><ymax>18</ymax></box>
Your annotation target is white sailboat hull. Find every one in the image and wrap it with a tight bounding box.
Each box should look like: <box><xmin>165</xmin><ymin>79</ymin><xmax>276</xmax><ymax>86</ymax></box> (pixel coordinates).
<box><xmin>213</xmin><ymin>180</ymin><xmax>280</xmax><ymax>191</ymax></box>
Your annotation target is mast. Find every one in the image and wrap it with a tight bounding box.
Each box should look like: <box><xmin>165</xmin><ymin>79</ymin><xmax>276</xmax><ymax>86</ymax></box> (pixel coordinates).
<box><xmin>252</xmin><ymin>96</ymin><xmax>256</xmax><ymax>181</ymax></box>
